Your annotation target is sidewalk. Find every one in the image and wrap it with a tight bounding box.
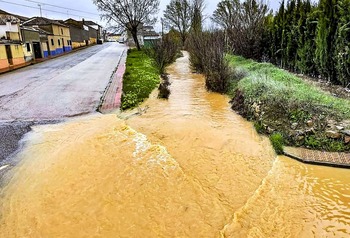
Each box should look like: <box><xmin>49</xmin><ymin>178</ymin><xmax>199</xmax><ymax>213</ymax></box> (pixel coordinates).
<box><xmin>98</xmin><ymin>49</ymin><xmax>127</xmax><ymax>113</ymax></box>
<box><xmin>284</xmin><ymin>147</ymin><xmax>350</xmax><ymax>168</ymax></box>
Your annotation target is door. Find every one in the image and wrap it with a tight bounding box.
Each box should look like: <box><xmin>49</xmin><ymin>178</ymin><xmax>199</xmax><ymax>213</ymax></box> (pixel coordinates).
<box><xmin>62</xmin><ymin>38</ymin><xmax>65</xmax><ymax>52</ymax></box>
<box><xmin>5</xmin><ymin>45</ymin><xmax>13</xmax><ymax>65</ymax></box>
<box><xmin>33</xmin><ymin>42</ymin><xmax>42</xmax><ymax>59</ymax></box>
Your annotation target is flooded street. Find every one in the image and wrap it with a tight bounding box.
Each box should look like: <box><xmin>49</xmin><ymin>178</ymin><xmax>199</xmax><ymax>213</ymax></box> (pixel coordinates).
<box><xmin>0</xmin><ymin>53</ymin><xmax>349</xmax><ymax>237</ymax></box>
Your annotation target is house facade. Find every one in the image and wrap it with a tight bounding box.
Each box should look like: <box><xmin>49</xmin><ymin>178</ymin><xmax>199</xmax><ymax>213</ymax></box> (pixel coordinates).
<box><xmin>0</xmin><ymin>8</ymin><xmax>105</xmax><ymax>73</ymax></box>
<box><xmin>83</xmin><ymin>20</ymin><xmax>103</xmax><ymax>43</ymax></box>
<box><xmin>0</xmin><ymin>14</ymin><xmax>26</xmax><ymax>73</ymax></box>
<box><xmin>21</xmin><ymin>26</ymin><xmax>42</xmax><ymax>61</ymax></box>
<box><xmin>63</xmin><ymin>18</ymin><xmax>89</xmax><ymax>49</ymax></box>
<box><xmin>23</xmin><ymin>17</ymin><xmax>72</xmax><ymax>57</ymax></box>
<box><xmin>107</xmin><ymin>33</ymin><xmax>121</xmax><ymax>42</ymax></box>
<box><xmin>143</xmin><ymin>26</ymin><xmax>161</xmax><ymax>47</ymax></box>
<box><xmin>126</xmin><ymin>24</ymin><xmax>160</xmax><ymax>48</ymax></box>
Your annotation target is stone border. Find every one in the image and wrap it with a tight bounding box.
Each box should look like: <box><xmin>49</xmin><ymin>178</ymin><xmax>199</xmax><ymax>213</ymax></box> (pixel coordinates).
<box><xmin>284</xmin><ymin>147</ymin><xmax>350</xmax><ymax>169</ymax></box>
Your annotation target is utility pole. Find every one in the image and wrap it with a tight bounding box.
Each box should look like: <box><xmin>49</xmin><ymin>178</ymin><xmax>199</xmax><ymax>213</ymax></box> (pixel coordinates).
<box><xmin>38</xmin><ymin>4</ymin><xmax>42</xmax><ymax>17</ymax></box>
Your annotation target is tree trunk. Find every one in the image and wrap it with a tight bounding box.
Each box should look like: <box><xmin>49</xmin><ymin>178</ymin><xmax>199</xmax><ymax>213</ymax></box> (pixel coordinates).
<box><xmin>131</xmin><ymin>28</ymin><xmax>141</xmax><ymax>50</ymax></box>
<box><xmin>181</xmin><ymin>34</ymin><xmax>186</xmax><ymax>48</ymax></box>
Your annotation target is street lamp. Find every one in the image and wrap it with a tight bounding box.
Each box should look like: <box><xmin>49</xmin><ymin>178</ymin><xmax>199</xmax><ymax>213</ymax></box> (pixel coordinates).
<box><xmin>38</xmin><ymin>4</ymin><xmax>42</xmax><ymax>17</ymax></box>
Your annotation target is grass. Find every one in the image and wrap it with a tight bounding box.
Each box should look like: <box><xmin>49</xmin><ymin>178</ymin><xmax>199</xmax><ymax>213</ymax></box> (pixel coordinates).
<box><xmin>227</xmin><ymin>55</ymin><xmax>350</xmax><ymax>152</ymax></box>
<box><xmin>227</xmin><ymin>55</ymin><xmax>350</xmax><ymax>120</ymax></box>
<box><xmin>121</xmin><ymin>49</ymin><xmax>160</xmax><ymax>110</ymax></box>
<box><xmin>270</xmin><ymin>133</ymin><xmax>284</xmax><ymax>155</ymax></box>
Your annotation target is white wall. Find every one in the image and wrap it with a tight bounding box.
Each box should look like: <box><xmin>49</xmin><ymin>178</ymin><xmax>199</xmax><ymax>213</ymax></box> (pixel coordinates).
<box><xmin>0</xmin><ymin>23</ymin><xmax>19</xmax><ymax>38</ymax></box>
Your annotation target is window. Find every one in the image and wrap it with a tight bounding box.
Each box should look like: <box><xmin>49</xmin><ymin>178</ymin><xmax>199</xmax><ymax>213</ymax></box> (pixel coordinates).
<box><xmin>58</xmin><ymin>39</ymin><xmax>60</xmax><ymax>46</ymax></box>
<box><xmin>51</xmin><ymin>39</ymin><xmax>54</xmax><ymax>46</ymax></box>
<box><xmin>61</xmin><ymin>28</ymin><xmax>63</xmax><ymax>35</ymax></box>
<box><xmin>26</xmin><ymin>43</ymin><xmax>31</xmax><ymax>52</ymax></box>
<box><xmin>67</xmin><ymin>40</ymin><xmax>69</xmax><ymax>45</ymax></box>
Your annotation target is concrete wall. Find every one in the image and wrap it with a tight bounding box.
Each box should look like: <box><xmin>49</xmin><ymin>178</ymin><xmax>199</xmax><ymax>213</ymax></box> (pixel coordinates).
<box><xmin>22</xmin><ymin>42</ymin><xmax>33</xmax><ymax>62</ymax></box>
<box><xmin>89</xmin><ymin>37</ymin><xmax>97</xmax><ymax>44</ymax></box>
<box><xmin>6</xmin><ymin>31</ymin><xmax>20</xmax><ymax>41</ymax></box>
<box><xmin>22</xmin><ymin>29</ymin><xmax>40</xmax><ymax>42</ymax></box>
<box><xmin>88</xmin><ymin>27</ymin><xmax>97</xmax><ymax>39</ymax></box>
<box><xmin>69</xmin><ymin>25</ymin><xmax>83</xmax><ymax>42</ymax></box>
<box><xmin>68</xmin><ymin>25</ymin><xmax>89</xmax><ymax>49</ymax></box>
<box><xmin>72</xmin><ymin>41</ymin><xmax>87</xmax><ymax>49</ymax></box>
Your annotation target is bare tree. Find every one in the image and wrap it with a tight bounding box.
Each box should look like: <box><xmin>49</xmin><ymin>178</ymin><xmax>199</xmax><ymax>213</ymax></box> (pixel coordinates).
<box><xmin>145</xmin><ymin>35</ymin><xmax>179</xmax><ymax>74</ymax></box>
<box><xmin>188</xmin><ymin>30</ymin><xmax>233</xmax><ymax>93</ymax></box>
<box><xmin>212</xmin><ymin>0</ymin><xmax>241</xmax><ymax>52</ymax></box>
<box><xmin>212</xmin><ymin>0</ymin><xmax>240</xmax><ymax>29</ymax></box>
<box><xmin>93</xmin><ymin>0</ymin><xmax>160</xmax><ymax>50</ymax></box>
<box><xmin>212</xmin><ymin>0</ymin><xmax>269</xmax><ymax>59</ymax></box>
<box><xmin>163</xmin><ymin>0</ymin><xmax>192</xmax><ymax>46</ymax></box>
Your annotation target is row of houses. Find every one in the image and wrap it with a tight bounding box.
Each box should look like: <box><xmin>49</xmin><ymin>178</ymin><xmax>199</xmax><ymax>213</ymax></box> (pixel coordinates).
<box><xmin>0</xmin><ymin>9</ymin><xmax>103</xmax><ymax>73</ymax></box>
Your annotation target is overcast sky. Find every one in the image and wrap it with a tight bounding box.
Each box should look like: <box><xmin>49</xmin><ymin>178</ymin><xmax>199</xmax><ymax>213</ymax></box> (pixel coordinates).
<box><xmin>1</xmin><ymin>0</ymin><xmax>280</xmax><ymax>31</ymax></box>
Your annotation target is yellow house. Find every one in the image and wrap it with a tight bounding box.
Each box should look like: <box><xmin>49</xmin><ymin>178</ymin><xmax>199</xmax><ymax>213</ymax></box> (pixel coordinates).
<box><xmin>0</xmin><ymin>45</ymin><xmax>9</xmax><ymax>73</ymax></box>
<box><xmin>107</xmin><ymin>33</ymin><xmax>121</xmax><ymax>42</ymax></box>
<box><xmin>23</xmin><ymin>17</ymin><xmax>72</xmax><ymax>57</ymax></box>
<box><xmin>0</xmin><ymin>14</ymin><xmax>26</xmax><ymax>73</ymax></box>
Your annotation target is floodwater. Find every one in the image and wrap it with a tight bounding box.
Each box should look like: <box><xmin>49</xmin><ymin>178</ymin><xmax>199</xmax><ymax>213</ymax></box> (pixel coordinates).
<box><xmin>0</xmin><ymin>53</ymin><xmax>349</xmax><ymax>237</ymax></box>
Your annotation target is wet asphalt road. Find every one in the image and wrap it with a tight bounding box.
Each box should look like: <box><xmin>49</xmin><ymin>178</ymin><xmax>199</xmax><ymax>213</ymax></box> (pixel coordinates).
<box><xmin>0</xmin><ymin>42</ymin><xmax>127</xmax><ymax>120</ymax></box>
<box><xmin>0</xmin><ymin>43</ymin><xmax>127</xmax><ymax>169</ymax></box>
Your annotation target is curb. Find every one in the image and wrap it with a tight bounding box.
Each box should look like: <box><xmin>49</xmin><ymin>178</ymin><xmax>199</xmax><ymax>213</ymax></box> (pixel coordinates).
<box><xmin>97</xmin><ymin>48</ymin><xmax>127</xmax><ymax>113</ymax></box>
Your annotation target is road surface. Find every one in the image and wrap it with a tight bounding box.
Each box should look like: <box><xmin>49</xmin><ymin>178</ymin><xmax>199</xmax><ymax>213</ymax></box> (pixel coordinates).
<box><xmin>0</xmin><ymin>42</ymin><xmax>127</xmax><ymax>164</ymax></box>
<box><xmin>0</xmin><ymin>42</ymin><xmax>127</xmax><ymax>121</ymax></box>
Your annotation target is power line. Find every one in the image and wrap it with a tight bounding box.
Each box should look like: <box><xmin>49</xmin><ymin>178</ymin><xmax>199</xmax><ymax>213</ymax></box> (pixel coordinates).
<box><xmin>0</xmin><ymin>0</ymin><xmax>101</xmax><ymax>22</ymax></box>
<box><xmin>24</xmin><ymin>0</ymin><xmax>99</xmax><ymax>16</ymax></box>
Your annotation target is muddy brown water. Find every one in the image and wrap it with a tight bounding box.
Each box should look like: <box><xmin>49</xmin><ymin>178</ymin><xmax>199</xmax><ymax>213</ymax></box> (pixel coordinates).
<box><xmin>0</xmin><ymin>53</ymin><xmax>349</xmax><ymax>237</ymax></box>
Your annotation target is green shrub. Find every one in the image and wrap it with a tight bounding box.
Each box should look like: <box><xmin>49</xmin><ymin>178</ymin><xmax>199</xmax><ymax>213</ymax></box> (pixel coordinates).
<box><xmin>121</xmin><ymin>49</ymin><xmax>160</xmax><ymax>110</ymax></box>
<box><xmin>270</xmin><ymin>133</ymin><xmax>284</xmax><ymax>155</ymax></box>
<box><xmin>121</xmin><ymin>93</ymin><xmax>138</xmax><ymax>110</ymax></box>
<box><xmin>254</xmin><ymin>121</ymin><xmax>265</xmax><ymax>134</ymax></box>
<box><xmin>305</xmin><ymin>135</ymin><xmax>322</xmax><ymax>149</ymax></box>
<box><xmin>145</xmin><ymin>35</ymin><xmax>180</xmax><ymax>74</ymax></box>
<box><xmin>326</xmin><ymin>141</ymin><xmax>346</xmax><ymax>152</ymax></box>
